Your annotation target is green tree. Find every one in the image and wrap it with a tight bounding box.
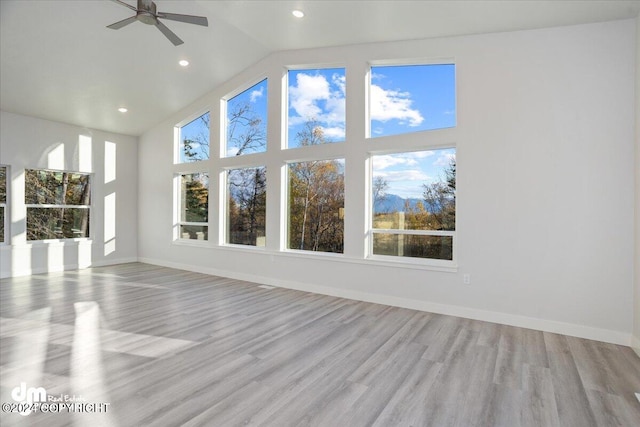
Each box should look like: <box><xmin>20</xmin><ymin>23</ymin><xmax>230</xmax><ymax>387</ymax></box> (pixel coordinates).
<box><xmin>183</xmin><ymin>173</ymin><xmax>208</xmax><ymax>223</ymax></box>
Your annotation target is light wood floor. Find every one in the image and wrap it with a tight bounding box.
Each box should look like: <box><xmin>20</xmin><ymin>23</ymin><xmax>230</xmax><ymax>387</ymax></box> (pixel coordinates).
<box><xmin>1</xmin><ymin>263</ymin><xmax>639</xmax><ymax>426</ymax></box>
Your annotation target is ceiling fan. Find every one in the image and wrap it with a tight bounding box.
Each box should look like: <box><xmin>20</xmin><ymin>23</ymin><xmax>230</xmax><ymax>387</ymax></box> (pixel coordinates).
<box><xmin>107</xmin><ymin>0</ymin><xmax>208</xmax><ymax>46</ymax></box>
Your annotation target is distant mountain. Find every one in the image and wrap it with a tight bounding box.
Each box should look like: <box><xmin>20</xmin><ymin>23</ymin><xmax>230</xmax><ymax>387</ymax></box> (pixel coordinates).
<box><xmin>373</xmin><ymin>194</ymin><xmax>424</xmax><ymax>214</ymax></box>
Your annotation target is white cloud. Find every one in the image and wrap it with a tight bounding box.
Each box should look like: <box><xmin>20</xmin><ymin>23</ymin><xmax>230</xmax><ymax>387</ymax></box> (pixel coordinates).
<box><xmin>377</xmin><ymin>169</ymin><xmax>431</xmax><ymax>183</ymax></box>
<box><xmin>320</xmin><ymin>126</ymin><xmax>346</xmax><ymax>139</ymax></box>
<box><xmin>434</xmin><ymin>151</ymin><xmax>456</xmax><ymax>166</ymax></box>
<box><xmin>288</xmin><ymin>72</ymin><xmax>346</xmax><ymax>134</ymax></box>
<box><xmin>373</xmin><ymin>155</ymin><xmax>413</xmax><ymax>171</ymax></box>
<box><xmin>370</xmin><ymin>84</ymin><xmax>423</xmax><ymax>126</ymax></box>
<box><xmin>250</xmin><ymin>86</ymin><xmax>264</xmax><ymax>103</ymax></box>
<box><xmin>289</xmin><ymin>73</ymin><xmax>330</xmax><ymax>120</ymax></box>
<box><xmin>373</xmin><ymin>151</ymin><xmax>433</xmax><ymax>171</ymax></box>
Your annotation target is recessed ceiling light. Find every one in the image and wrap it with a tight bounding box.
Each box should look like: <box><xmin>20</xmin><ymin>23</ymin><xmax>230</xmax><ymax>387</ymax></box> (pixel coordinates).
<box><xmin>179</xmin><ymin>59</ymin><xmax>189</xmax><ymax>67</ymax></box>
<box><xmin>292</xmin><ymin>10</ymin><xmax>304</xmax><ymax>18</ymax></box>
<box><xmin>118</xmin><ymin>107</ymin><xmax>128</xmax><ymax>113</ymax></box>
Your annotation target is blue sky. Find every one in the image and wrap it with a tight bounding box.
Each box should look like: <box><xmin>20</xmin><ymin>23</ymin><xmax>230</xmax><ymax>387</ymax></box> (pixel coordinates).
<box><xmin>180</xmin><ymin>65</ymin><xmax>456</xmax><ymax>199</ymax></box>
<box><xmin>226</xmin><ymin>79</ymin><xmax>269</xmax><ymax>156</ymax></box>
<box><xmin>370</xmin><ymin>63</ymin><xmax>456</xmax><ymax>137</ymax></box>
<box><xmin>179</xmin><ymin>112</ymin><xmax>210</xmax><ymax>162</ymax></box>
<box><xmin>288</xmin><ymin>68</ymin><xmax>346</xmax><ymax>147</ymax></box>
<box><xmin>369</xmin><ymin>64</ymin><xmax>456</xmax><ymax>200</ymax></box>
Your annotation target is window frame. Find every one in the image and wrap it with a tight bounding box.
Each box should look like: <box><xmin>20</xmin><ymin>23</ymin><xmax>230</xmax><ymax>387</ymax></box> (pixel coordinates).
<box><xmin>175</xmin><ymin>172</ymin><xmax>210</xmax><ymax>242</ymax></box>
<box><xmin>367</xmin><ymin>60</ymin><xmax>457</xmax><ymax>139</ymax></box>
<box><xmin>367</xmin><ymin>147</ymin><xmax>457</xmax><ymax>267</ymax></box>
<box><xmin>223</xmin><ymin>165</ymin><xmax>267</xmax><ymax>248</ymax></box>
<box><xmin>0</xmin><ymin>165</ymin><xmax>8</xmax><ymax>245</ymax></box>
<box><xmin>24</xmin><ymin>168</ymin><xmax>92</xmax><ymax>242</ymax></box>
<box><xmin>285</xmin><ymin>156</ymin><xmax>346</xmax><ymax>255</ymax></box>
<box><xmin>365</xmin><ymin>59</ymin><xmax>457</xmax><ymax>268</ymax></box>
<box><xmin>285</xmin><ymin>65</ymin><xmax>347</xmax><ymax>150</ymax></box>
<box><xmin>222</xmin><ymin>77</ymin><xmax>269</xmax><ymax>158</ymax></box>
<box><xmin>175</xmin><ymin>110</ymin><xmax>211</xmax><ymax>164</ymax></box>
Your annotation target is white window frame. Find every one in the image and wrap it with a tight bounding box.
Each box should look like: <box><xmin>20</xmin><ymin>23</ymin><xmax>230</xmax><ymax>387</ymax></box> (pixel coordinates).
<box><xmin>175</xmin><ymin>110</ymin><xmax>211</xmax><ymax>165</ymax></box>
<box><xmin>222</xmin><ymin>77</ymin><xmax>269</xmax><ymax>158</ymax></box>
<box><xmin>285</xmin><ymin>156</ymin><xmax>346</xmax><ymax>255</ymax></box>
<box><xmin>0</xmin><ymin>165</ymin><xmax>8</xmax><ymax>245</ymax></box>
<box><xmin>223</xmin><ymin>166</ymin><xmax>267</xmax><ymax>248</ymax></box>
<box><xmin>285</xmin><ymin>65</ymin><xmax>347</xmax><ymax>150</ymax></box>
<box><xmin>175</xmin><ymin>172</ymin><xmax>209</xmax><ymax>242</ymax></box>
<box><xmin>365</xmin><ymin>59</ymin><xmax>457</xmax><ymax>268</ymax></box>
<box><xmin>24</xmin><ymin>168</ymin><xmax>92</xmax><ymax>242</ymax></box>
<box><xmin>367</xmin><ymin>147</ymin><xmax>457</xmax><ymax>268</ymax></box>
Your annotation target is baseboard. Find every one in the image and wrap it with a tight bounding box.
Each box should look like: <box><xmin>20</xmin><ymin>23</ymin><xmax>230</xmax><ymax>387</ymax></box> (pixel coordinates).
<box><xmin>138</xmin><ymin>257</ymin><xmax>633</xmax><ymax>347</ymax></box>
<box><xmin>89</xmin><ymin>257</ymin><xmax>139</xmax><ymax>268</ymax></box>
<box><xmin>632</xmin><ymin>336</ymin><xmax>640</xmax><ymax>359</ymax></box>
<box><xmin>0</xmin><ymin>257</ymin><xmax>138</xmax><ymax>279</ymax></box>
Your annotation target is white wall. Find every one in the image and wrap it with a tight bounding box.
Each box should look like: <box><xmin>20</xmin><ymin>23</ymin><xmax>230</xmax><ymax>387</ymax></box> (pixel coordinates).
<box><xmin>0</xmin><ymin>111</ymin><xmax>138</xmax><ymax>277</ymax></box>
<box><xmin>633</xmin><ymin>16</ymin><xmax>640</xmax><ymax>356</ymax></box>
<box><xmin>139</xmin><ymin>20</ymin><xmax>636</xmax><ymax>345</ymax></box>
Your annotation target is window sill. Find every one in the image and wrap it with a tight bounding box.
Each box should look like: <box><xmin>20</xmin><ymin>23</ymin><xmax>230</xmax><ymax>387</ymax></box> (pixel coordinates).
<box><xmin>170</xmin><ymin>240</ymin><xmax>458</xmax><ymax>273</ymax></box>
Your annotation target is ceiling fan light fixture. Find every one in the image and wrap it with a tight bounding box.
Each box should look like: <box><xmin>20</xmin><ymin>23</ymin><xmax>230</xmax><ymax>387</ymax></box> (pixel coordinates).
<box><xmin>292</xmin><ymin>10</ymin><xmax>305</xmax><ymax>18</ymax></box>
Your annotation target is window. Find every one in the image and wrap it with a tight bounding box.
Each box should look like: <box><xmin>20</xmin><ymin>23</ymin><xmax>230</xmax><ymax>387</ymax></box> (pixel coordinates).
<box><xmin>227</xmin><ymin>167</ymin><xmax>266</xmax><ymax>246</ymax></box>
<box><xmin>25</xmin><ymin>169</ymin><xmax>91</xmax><ymax>240</ymax></box>
<box><xmin>369</xmin><ymin>63</ymin><xmax>455</xmax><ymax>138</ymax></box>
<box><xmin>287</xmin><ymin>67</ymin><xmax>346</xmax><ymax>148</ymax></box>
<box><xmin>288</xmin><ymin>159</ymin><xmax>344</xmax><ymax>253</ymax></box>
<box><xmin>371</xmin><ymin>148</ymin><xmax>455</xmax><ymax>260</ymax></box>
<box><xmin>178</xmin><ymin>173</ymin><xmax>209</xmax><ymax>240</ymax></box>
<box><xmin>0</xmin><ymin>166</ymin><xmax>6</xmax><ymax>243</ymax></box>
<box><xmin>225</xmin><ymin>79</ymin><xmax>268</xmax><ymax>156</ymax></box>
<box><xmin>178</xmin><ymin>112</ymin><xmax>210</xmax><ymax>163</ymax></box>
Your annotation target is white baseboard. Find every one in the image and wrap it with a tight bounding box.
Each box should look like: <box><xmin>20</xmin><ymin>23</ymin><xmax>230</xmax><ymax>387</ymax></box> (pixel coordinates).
<box><xmin>138</xmin><ymin>257</ymin><xmax>633</xmax><ymax>347</ymax></box>
<box><xmin>89</xmin><ymin>257</ymin><xmax>139</xmax><ymax>268</ymax></box>
<box><xmin>632</xmin><ymin>336</ymin><xmax>640</xmax><ymax>359</ymax></box>
<box><xmin>0</xmin><ymin>257</ymin><xmax>138</xmax><ymax>279</ymax></box>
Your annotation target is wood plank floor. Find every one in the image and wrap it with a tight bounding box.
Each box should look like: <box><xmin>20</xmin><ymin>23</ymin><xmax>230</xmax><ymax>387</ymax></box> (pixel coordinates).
<box><xmin>1</xmin><ymin>263</ymin><xmax>639</xmax><ymax>426</ymax></box>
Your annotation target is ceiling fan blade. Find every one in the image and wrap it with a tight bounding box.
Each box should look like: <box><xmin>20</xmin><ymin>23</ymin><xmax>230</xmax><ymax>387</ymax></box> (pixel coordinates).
<box><xmin>107</xmin><ymin>16</ymin><xmax>138</xmax><ymax>30</ymax></box>
<box><xmin>155</xmin><ymin>20</ymin><xmax>184</xmax><ymax>46</ymax></box>
<box><xmin>109</xmin><ymin>0</ymin><xmax>137</xmax><ymax>12</ymax></box>
<box><xmin>157</xmin><ymin>12</ymin><xmax>208</xmax><ymax>27</ymax></box>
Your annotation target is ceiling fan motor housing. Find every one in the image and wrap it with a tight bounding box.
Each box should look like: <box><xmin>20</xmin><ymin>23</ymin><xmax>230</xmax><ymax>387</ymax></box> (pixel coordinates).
<box><xmin>137</xmin><ymin>0</ymin><xmax>157</xmax><ymax>25</ymax></box>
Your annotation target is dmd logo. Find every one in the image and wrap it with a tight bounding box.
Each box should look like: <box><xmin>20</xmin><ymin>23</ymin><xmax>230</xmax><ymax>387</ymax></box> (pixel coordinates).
<box><xmin>11</xmin><ymin>382</ymin><xmax>47</xmax><ymax>416</ymax></box>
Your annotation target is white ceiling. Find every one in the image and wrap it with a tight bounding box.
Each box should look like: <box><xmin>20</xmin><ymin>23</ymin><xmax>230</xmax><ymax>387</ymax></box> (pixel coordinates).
<box><xmin>1</xmin><ymin>0</ymin><xmax>639</xmax><ymax>136</ymax></box>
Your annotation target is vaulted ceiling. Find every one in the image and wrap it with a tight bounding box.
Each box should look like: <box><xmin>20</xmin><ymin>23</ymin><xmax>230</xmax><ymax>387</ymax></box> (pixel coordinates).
<box><xmin>1</xmin><ymin>0</ymin><xmax>639</xmax><ymax>136</ymax></box>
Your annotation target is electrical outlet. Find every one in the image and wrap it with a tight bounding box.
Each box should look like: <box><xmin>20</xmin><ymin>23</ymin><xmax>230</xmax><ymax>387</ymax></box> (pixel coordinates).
<box><xmin>463</xmin><ymin>274</ymin><xmax>471</xmax><ymax>285</ymax></box>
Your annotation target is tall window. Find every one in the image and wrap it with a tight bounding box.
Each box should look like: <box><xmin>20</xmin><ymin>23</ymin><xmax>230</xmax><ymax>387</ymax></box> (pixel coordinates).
<box><xmin>370</xmin><ymin>63</ymin><xmax>455</xmax><ymax>137</ymax></box>
<box><xmin>371</xmin><ymin>149</ymin><xmax>456</xmax><ymax>260</ymax></box>
<box><xmin>25</xmin><ymin>169</ymin><xmax>91</xmax><ymax>240</ymax></box>
<box><xmin>0</xmin><ymin>166</ymin><xmax>6</xmax><ymax>243</ymax></box>
<box><xmin>225</xmin><ymin>79</ymin><xmax>268</xmax><ymax>156</ymax></box>
<box><xmin>227</xmin><ymin>167</ymin><xmax>266</xmax><ymax>246</ymax></box>
<box><xmin>288</xmin><ymin>159</ymin><xmax>345</xmax><ymax>253</ymax></box>
<box><xmin>178</xmin><ymin>173</ymin><xmax>209</xmax><ymax>240</ymax></box>
<box><xmin>287</xmin><ymin>67</ymin><xmax>346</xmax><ymax>148</ymax></box>
<box><xmin>178</xmin><ymin>112</ymin><xmax>210</xmax><ymax>163</ymax></box>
